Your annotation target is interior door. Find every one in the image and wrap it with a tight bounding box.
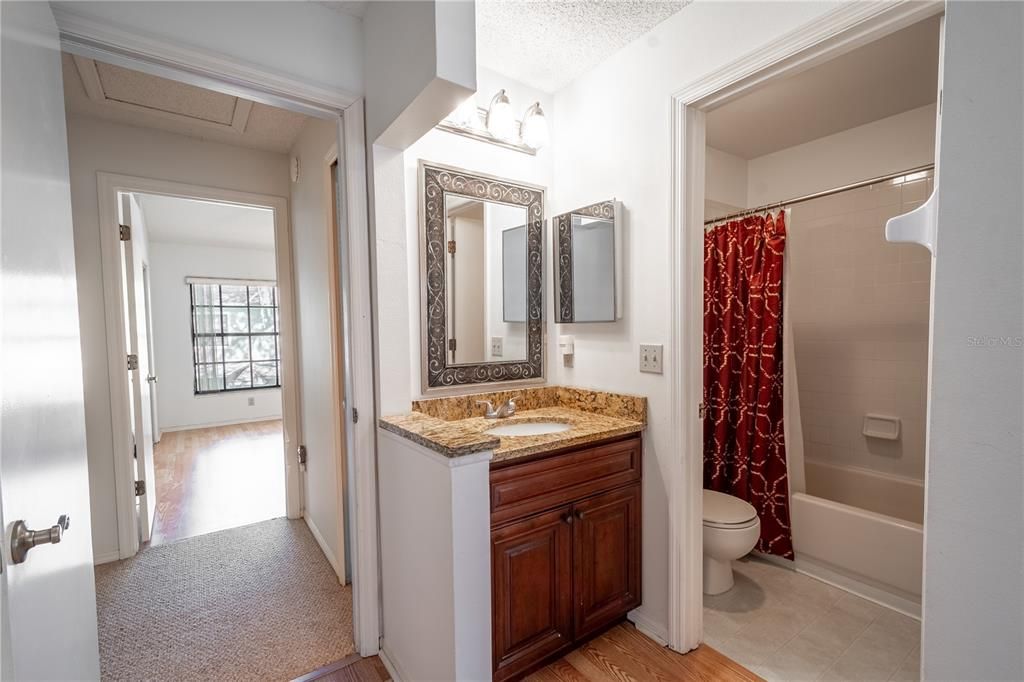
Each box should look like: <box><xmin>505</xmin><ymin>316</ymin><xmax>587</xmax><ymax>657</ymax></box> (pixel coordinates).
<box><xmin>121</xmin><ymin>194</ymin><xmax>157</xmax><ymax>542</ymax></box>
<box><xmin>0</xmin><ymin>2</ymin><xmax>101</xmax><ymax>678</ymax></box>
<box><xmin>142</xmin><ymin>264</ymin><xmax>160</xmax><ymax>444</ymax></box>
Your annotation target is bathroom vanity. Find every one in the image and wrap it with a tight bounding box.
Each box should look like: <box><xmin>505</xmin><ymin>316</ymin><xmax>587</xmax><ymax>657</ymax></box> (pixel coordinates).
<box><xmin>378</xmin><ymin>386</ymin><xmax>645</xmax><ymax>681</ymax></box>
<box><xmin>490</xmin><ymin>433</ymin><xmax>642</xmax><ymax>681</ymax></box>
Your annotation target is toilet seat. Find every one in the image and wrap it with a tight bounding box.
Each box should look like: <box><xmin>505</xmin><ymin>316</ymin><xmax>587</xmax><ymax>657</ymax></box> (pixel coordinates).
<box><xmin>703</xmin><ymin>489</ymin><xmax>758</xmax><ymax>528</ymax></box>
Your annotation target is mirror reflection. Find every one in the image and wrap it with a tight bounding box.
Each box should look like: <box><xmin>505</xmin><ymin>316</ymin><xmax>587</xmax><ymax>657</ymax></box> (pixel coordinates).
<box><xmin>555</xmin><ymin>200</ymin><xmax>620</xmax><ymax>323</ymax></box>
<box><xmin>444</xmin><ymin>196</ymin><xmax>528</xmax><ymax>365</ymax></box>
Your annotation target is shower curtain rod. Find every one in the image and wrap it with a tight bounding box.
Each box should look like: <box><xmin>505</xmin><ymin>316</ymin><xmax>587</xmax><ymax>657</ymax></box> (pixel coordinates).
<box><xmin>703</xmin><ymin>163</ymin><xmax>935</xmax><ymax>226</ymax></box>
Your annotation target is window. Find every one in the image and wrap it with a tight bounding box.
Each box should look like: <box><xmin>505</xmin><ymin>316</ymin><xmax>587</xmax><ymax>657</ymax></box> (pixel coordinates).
<box><xmin>189</xmin><ymin>280</ymin><xmax>280</xmax><ymax>394</ymax></box>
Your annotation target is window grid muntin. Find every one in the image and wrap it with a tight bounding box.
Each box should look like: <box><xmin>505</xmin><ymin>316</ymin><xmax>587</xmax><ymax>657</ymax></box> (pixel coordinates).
<box><xmin>190</xmin><ymin>283</ymin><xmax>280</xmax><ymax>394</ymax></box>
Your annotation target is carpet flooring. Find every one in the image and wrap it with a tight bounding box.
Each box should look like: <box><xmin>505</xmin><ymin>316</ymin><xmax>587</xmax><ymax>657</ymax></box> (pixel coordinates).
<box><xmin>95</xmin><ymin>518</ymin><xmax>354</xmax><ymax>681</ymax></box>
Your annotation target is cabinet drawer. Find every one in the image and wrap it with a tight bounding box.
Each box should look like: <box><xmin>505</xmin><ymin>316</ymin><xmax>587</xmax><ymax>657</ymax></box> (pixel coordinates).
<box><xmin>490</xmin><ymin>436</ymin><xmax>641</xmax><ymax>526</ymax></box>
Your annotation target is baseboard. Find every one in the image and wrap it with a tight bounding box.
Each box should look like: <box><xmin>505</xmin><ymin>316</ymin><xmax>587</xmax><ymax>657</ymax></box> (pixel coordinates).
<box><xmin>160</xmin><ymin>415</ymin><xmax>282</xmax><ymax>432</ymax></box>
<box><xmin>628</xmin><ymin>608</ymin><xmax>669</xmax><ymax>646</ymax></box>
<box><xmin>378</xmin><ymin>645</ymin><xmax>407</xmax><ymax>682</ymax></box>
<box><xmin>93</xmin><ymin>549</ymin><xmax>121</xmax><ymax>565</ymax></box>
<box><xmin>304</xmin><ymin>515</ymin><xmax>343</xmax><ymax>584</ymax></box>
<box><xmin>795</xmin><ymin>556</ymin><xmax>922</xmax><ymax>620</ymax></box>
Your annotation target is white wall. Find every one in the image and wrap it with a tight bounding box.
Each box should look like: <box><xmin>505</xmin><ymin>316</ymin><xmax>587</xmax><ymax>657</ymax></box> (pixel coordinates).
<box><xmin>922</xmin><ymin>3</ymin><xmax>1023</xmax><ymax>678</ymax></box>
<box><xmin>374</xmin><ymin>68</ymin><xmax>554</xmax><ymax>416</ymax></box>
<box><xmin>705</xmin><ymin>146</ymin><xmax>748</xmax><ymax>207</ymax></box>
<box><xmin>746</xmin><ymin>104</ymin><xmax>936</xmax><ymax>206</ymax></box>
<box><xmin>67</xmin><ymin>113</ymin><xmax>289</xmax><ymax>560</ymax></box>
<box><xmin>52</xmin><ymin>1</ymin><xmax>363</xmax><ymax>99</ymax></box>
<box><xmin>288</xmin><ymin>116</ymin><xmax>345</xmax><ymax>577</ymax></box>
<box><xmin>484</xmin><ymin>203</ymin><xmax>529</xmax><ymax>362</ymax></box>
<box><xmin>147</xmin><ymin>241</ymin><xmax>281</xmax><ymax>430</ymax></box>
<box><xmin>551</xmin><ymin>0</ymin><xmax>844</xmax><ymax>640</ymax></box>
<box><xmin>363</xmin><ymin>0</ymin><xmax>475</xmax><ymax>148</ymax></box>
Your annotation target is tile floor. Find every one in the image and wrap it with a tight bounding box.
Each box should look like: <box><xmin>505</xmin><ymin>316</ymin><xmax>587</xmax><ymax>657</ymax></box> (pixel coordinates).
<box><xmin>703</xmin><ymin>557</ymin><xmax>920</xmax><ymax>681</ymax></box>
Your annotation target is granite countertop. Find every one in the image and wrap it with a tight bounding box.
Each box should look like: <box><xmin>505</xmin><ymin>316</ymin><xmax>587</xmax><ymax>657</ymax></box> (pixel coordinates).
<box><xmin>379</xmin><ymin>387</ymin><xmax>646</xmax><ymax>462</ymax></box>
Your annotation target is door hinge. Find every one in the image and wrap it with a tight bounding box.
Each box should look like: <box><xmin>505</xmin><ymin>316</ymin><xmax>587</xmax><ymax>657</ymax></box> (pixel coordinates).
<box><xmin>119</xmin><ymin>224</ymin><xmax>131</xmax><ymax>241</ymax></box>
<box><xmin>127</xmin><ymin>354</ymin><xmax>139</xmax><ymax>371</ymax></box>
<box><xmin>352</xmin><ymin>407</ymin><xmax>359</xmax><ymax>424</ymax></box>
<box><xmin>134</xmin><ymin>480</ymin><xmax>146</xmax><ymax>496</ymax></box>
<box><xmin>297</xmin><ymin>445</ymin><xmax>307</xmax><ymax>466</ymax></box>
<box><xmin>698</xmin><ymin>402</ymin><xmax>707</xmax><ymax>419</ymax></box>
<box><xmin>448</xmin><ymin>338</ymin><xmax>457</xmax><ymax>352</ymax></box>
<box><xmin>447</xmin><ymin>239</ymin><xmax>457</xmax><ymax>255</ymax></box>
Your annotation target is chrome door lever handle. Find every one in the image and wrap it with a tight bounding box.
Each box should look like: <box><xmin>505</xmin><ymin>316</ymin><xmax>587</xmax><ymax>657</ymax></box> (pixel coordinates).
<box><xmin>11</xmin><ymin>515</ymin><xmax>70</xmax><ymax>564</ymax></box>
<box><xmin>147</xmin><ymin>375</ymin><xmax>158</xmax><ymax>383</ymax></box>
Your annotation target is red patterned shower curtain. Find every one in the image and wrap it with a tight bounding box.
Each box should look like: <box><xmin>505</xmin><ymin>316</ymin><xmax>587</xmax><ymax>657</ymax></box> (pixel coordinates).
<box><xmin>703</xmin><ymin>211</ymin><xmax>793</xmax><ymax>559</ymax></box>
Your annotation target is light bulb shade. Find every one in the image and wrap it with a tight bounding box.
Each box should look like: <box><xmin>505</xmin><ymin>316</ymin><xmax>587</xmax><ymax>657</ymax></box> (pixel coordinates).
<box><xmin>486</xmin><ymin>89</ymin><xmax>516</xmax><ymax>141</ymax></box>
<box><xmin>449</xmin><ymin>94</ymin><xmax>479</xmax><ymax>128</ymax></box>
<box><xmin>521</xmin><ymin>102</ymin><xmax>549</xmax><ymax>149</ymax></box>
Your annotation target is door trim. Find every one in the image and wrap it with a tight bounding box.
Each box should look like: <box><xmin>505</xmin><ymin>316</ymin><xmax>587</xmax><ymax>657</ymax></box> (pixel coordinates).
<box><xmin>97</xmin><ymin>174</ymin><xmax>303</xmax><ymax>560</ymax></box>
<box><xmin>666</xmin><ymin>0</ymin><xmax>944</xmax><ymax>654</ymax></box>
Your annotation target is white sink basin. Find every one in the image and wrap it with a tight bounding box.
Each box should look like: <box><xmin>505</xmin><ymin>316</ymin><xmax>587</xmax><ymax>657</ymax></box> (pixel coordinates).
<box><xmin>484</xmin><ymin>421</ymin><xmax>572</xmax><ymax>437</ymax></box>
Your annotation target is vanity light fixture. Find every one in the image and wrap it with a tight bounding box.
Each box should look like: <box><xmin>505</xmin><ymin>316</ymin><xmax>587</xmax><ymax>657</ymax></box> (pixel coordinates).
<box><xmin>485</xmin><ymin>89</ymin><xmax>515</xmax><ymax>141</ymax></box>
<box><xmin>437</xmin><ymin>89</ymin><xmax>544</xmax><ymax>155</ymax></box>
<box><xmin>520</xmin><ymin>102</ymin><xmax>549</xmax><ymax>150</ymax></box>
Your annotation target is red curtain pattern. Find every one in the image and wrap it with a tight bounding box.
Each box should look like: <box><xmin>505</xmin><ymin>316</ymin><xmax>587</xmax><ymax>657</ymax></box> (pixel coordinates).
<box><xmin>703</xmin><ymin>211</ymin><xmax>793</xmax><ymax>559</ymax></box>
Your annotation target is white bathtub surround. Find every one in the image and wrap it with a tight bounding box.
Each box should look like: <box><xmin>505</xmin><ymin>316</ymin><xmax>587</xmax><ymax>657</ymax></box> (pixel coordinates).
<box><xmin>376</xmin><ymin>429</ymin><xmax>492</xmax><ymax>682</ymax></box>
<box><xmin>704</xmin><ymin>556</ymin><xmax>920</xmax><ymax>681</ymax></box>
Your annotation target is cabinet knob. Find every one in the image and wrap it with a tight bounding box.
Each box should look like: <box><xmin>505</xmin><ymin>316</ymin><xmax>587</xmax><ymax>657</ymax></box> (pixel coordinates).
<box><xmin>575</xmin><ymin>510</ymin><xmax>586</xmax><ymax>520</ymax></box>
<box><xmin>562</xmin><ymin>513</ymin><xmax>573</xmax><ymax>525</ymax></box>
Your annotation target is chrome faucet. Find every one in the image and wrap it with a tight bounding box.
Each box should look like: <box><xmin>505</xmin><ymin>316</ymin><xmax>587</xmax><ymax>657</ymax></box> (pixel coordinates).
<box><xmin>476</xmin><ymin>396</ymin><xmax>518</xmax><ymax>419</ymax></box>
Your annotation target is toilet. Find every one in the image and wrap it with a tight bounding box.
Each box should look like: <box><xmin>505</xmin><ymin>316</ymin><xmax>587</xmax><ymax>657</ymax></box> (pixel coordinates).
<box><xmin>702</xmin><ymin>489</ymin><xmax>761</xmax><ymax>595</ymax></box>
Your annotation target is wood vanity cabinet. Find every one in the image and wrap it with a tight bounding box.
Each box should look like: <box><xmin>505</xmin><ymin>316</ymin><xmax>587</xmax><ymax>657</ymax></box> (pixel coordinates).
<box><xmin>490</xmin><ymin>435</ymin><xmax>642</xmax><ymax>681</ymax></box>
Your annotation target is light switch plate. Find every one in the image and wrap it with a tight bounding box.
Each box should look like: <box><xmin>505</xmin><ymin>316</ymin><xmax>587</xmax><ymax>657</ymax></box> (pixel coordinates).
<box><xmin>639</xmin><ymin>344</ymin><xmax>663</xmax><ymax>373</ymax></box>
<box><xmin>491</xmin><ymin>337</ymin><xmax>503</xmax><ymax>358</ymax></box>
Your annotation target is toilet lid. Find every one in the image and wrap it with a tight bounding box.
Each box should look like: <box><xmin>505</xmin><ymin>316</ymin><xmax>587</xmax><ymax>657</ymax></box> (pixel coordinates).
<box><xmin>703</xmin><ymin>489</ymin><xmax>757</xmax><ymax>526</ymax></box>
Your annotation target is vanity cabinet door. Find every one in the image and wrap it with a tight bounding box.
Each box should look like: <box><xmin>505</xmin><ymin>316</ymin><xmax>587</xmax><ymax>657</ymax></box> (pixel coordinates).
<box><xmin>572</xmin><ymin>484</ymin><xmax>642</xmax><ymax>639</ymax></box>
<box><xmin>492</xmin><ymin>506</ymin><xmax>574</xmax><ymax>681</ymax></box>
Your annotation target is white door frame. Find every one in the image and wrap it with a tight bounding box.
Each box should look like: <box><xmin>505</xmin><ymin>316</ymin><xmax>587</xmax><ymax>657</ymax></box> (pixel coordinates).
<box><xmin>666</xmin><ymin>0</ymin><xmax>944</xmax><ymax>653</ymax></box>
<box><xmin>58</xmin><ymin>18</ymin><xmax>381</xmax><ymax>657</ymax></box>
<box><xmin>97</xmin><ymin>174</ymin><xmax>303</xmax><ymax>547</ymax></box>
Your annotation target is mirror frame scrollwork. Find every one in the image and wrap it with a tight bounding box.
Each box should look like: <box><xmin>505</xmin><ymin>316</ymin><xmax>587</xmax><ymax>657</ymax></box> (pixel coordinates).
<box><xmin>554</xmin><ymin>200</ymin><xmax>618</xmax><ymax>323</ymax></box>
<box><xmin>419</xmin><ymin>161</ymin><xmax>546</xmax><ymax>391</ymax></box>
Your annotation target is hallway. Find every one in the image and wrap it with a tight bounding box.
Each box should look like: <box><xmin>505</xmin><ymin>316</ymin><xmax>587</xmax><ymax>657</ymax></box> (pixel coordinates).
<box><xmin>95</xmin><ymin>518</ymin><xmax>355</xmax><ymax>681</ymax></box>
<box><xmin>152</xmin><ymin>420</ymin><xmax>286</xmax><ymax>545</ymax></box>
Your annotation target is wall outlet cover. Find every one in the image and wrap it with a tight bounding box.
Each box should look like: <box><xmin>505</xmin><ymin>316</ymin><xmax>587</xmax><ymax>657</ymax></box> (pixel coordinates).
<box><xmin>491</xmin><ymin>336</ymin><xmax>503</xmax><ymax>358</ymax></box>
<box><xmin>639</xmin><ymin>343</ymin><xmax>663</xmax><ymax>374</ymax></box>
<box><xmin>248</xmin><ymin>396</ymin><xmax>256</xmax><ymax>406</ymax></box>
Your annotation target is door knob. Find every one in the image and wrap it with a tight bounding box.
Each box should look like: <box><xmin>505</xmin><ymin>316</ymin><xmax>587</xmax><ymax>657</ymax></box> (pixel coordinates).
<box><xmin>10</xmin><ymin>515</ymin><xmax>70</xmax><ymax>564</ymax></box>
<box><xmin>147</xmin><ymin>375</ymin><xmax>158</xmax><ymax>383</ymax></box>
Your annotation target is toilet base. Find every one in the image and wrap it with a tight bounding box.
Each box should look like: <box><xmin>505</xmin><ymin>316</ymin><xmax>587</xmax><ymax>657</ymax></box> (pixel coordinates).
<box><xmin>703</xmin><ymin>555</ymin><xmax>735</xmax><ymax>595</ymax></box>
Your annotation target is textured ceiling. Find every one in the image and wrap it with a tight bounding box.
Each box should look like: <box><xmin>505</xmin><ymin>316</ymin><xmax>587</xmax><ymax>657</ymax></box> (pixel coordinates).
<box><xmin>136</xmin><ymin>194</ymin><xmax>276</xmax><ymax>251</ymax></box>
<box><xmin>476</xmin><ymin>0</ymin><xmax>690</xmax><ymax>93</ymax></box>
<box><xmin>62</xmin><ymin>53</ymin><xmax>309</xmax><ymax>153</ymax></box>
<box><xmin>706</xmin><ymin>16</ymin><xmax>941</xmax><ymax>159</ymax></box>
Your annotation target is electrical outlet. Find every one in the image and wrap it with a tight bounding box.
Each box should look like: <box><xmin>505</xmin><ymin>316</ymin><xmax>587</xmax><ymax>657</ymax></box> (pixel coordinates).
<box><xmin>639</xmin><ymin>344</ymin><xmax>663</xmax><ymax>374</ymax></box>
<box><xmin>248</xmin><ymin>397</ymin><xmax>256</xmax><ymax>407</ymax></box>
<box><xmin>491</xmin><ymin>336</ymin><xmax>503</xmax><ymax>358</ymax></box>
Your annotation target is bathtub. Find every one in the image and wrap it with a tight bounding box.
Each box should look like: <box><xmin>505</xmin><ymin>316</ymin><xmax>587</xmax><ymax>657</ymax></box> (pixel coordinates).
<box><xmin>790</xmin><ymin>461</ymin><xmax>924</xmax><ymax>618</ymax></box>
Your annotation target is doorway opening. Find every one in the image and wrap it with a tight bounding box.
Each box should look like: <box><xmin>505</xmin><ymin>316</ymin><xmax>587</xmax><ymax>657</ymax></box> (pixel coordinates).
<box><xmin>685</xmin><ymin>10</ymin><xmax>941</xmax><ymax>681</ymax></box>
<box><xmin>62</xmin><ymin>51</ymin><xmax>358</xmax><ymax>678</ymax></box>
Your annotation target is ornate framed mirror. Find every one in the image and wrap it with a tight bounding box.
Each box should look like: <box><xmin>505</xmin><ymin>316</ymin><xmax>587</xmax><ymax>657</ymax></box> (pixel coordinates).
<box><xmin>419</xmin><ymin>161</ymin><xmax>546</xmax><ymax>391</ymax></box>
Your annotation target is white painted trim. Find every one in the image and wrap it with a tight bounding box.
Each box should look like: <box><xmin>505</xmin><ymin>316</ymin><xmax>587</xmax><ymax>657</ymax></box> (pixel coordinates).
<box><xmin>53</xmin><ymin>7</ymin><xmax>357</xmax><ymax>119</ymax></box>
<box><xmin>96</xmin><ymin>173</ymin><xmax>303</xmax><ymax>562</ymax></box>
<box><xmin>667</xmin><ymin>0</ymin><xmax>944</xmax><ymax>655</ymax></box>
<box><xmin>159</xmin><ymin>415</ymin><xmax>283</xmax><ymax>433</ymax></box>
<box><xmin>378</xmin><ymin>647</ymin><xmax>407</xmax><ymax>682</ymax></box>
<box><xmin>338</xmin><ymin>101</ymin><xmax>382</xmax><ymax>657</ymax></box>
<box><xmin>628</xmin><ymin>609</ymin><xmax>669</xmax><ymax>647</ymax></box>
<box><xmin>304</xmin><ymin>514</ymin><xmax>343</xmax><ymax>583</ymax></box>
<box><xmin>92</xmin><ymin>550</ymin><xmax>121</xmax><ymax>566</ymax></box>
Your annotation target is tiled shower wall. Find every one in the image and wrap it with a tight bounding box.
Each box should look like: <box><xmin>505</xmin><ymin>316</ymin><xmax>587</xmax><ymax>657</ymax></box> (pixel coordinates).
<box><xmin>788</xmin><ymin>174</ymin><xmax>932</xmax><ymax>482</ymax></box>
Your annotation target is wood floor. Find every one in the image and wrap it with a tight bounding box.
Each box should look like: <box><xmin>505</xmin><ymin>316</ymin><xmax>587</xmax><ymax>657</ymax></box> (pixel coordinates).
<box><xmin>297</xmin><ymin>624</ymin><xmax>761</xmax><ymax>682</ymax></box>
<box><xmin>151</xmin><ymin>419</ymin><xmax>286</xmax><ymax>545</ymax></box>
